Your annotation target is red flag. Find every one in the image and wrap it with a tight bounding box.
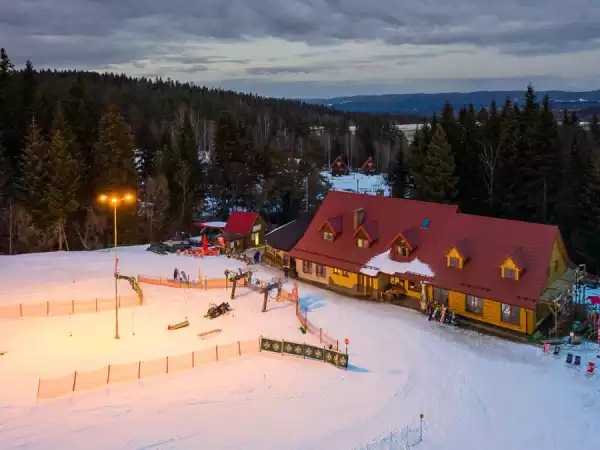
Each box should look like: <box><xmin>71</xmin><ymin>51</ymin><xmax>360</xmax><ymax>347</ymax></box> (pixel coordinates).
<box><xmin>202</xmin><ymin>234</ymin><xmax>208</xmax><ymax>253</ymax></box>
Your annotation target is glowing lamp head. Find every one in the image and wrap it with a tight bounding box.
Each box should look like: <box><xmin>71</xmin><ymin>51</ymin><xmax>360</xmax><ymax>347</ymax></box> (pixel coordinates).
<box><xmin>124</xmin><ymin>193</ymin><xmax>134</xmax><ymax>202</ymax></box>
<box><xmin>111</xmin><ymin>197</ymin><xmax>118</xmax><ymax>204</ymax></box>
<box><xmin>98</xmin><ymin>194</ymin><xmax>108</xmax><ymax>203</ymax></box>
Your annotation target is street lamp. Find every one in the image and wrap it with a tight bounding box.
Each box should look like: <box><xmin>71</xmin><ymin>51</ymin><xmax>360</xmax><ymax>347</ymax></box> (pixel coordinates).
<box><xmin>98</xmin><ymin>192</ymin><xmax>136</xmax><ymax>339</ymax></box>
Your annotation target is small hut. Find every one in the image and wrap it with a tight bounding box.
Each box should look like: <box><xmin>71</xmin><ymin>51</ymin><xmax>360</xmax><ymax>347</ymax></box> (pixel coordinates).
<box><xmin>361</xmin><ymin>156</ymin><xmax>376</xmax><ymax>175</ymax></box>
<box><xmin>331</xmin><ymin>156</ymin><xmax>348</xmax><ymax>176</ymax></box>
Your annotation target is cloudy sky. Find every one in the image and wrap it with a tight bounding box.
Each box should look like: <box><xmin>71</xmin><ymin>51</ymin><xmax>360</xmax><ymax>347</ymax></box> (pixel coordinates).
<box><xmin>2</xmin><ymin>0</ymin><xmax>600</xmax><ymax>98</ymax></box>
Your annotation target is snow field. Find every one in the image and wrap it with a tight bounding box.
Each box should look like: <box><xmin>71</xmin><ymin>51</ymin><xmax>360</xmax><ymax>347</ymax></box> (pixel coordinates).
<box><xmin>0</xmin><ymin>247</ymin><xmax>599</xmax><ymax>449</ymax></box>
<box><xmin>321</xmin><ymin>171</ymin><xmax>390</xmax><ymax>196</ymax></box>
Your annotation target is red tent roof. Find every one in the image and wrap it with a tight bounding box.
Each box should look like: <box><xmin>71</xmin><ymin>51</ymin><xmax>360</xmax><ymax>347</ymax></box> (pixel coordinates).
<box><xmin>361</xmin><ymin>156</ymin><xmax>375</xmax><ymax>171</ymax></box>
<box><xmin>331</xmin><ymin>156</ymin><xmax>346</xmax><ymax>169</ymax></box>
<box><xmin>290</xmin><ymin>191</ymin><xmax>560</xmax><ymax>309</ymax></box>
<box><xmin>224</xmin><ymin>211</ymin><xmax>259</xmax><ymax>235</ymax></box>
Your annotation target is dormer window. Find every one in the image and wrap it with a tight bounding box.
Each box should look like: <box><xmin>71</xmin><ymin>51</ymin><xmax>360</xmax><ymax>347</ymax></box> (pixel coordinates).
<box><xmin>323</xmin><ymin>231</ymin><xmax>334</xmax><ymax>241</ymax></box>
<box><xmin>396</xmin><ymin>245</ymin><xmax>409</xmax><ymax>257</ymax></box>
<box><xmin>357</xmin><ymin>238</ymin><xmax>370</xmax><ymax>248</ymax></box>
<box><xmin>445</xmin><ymin>240</ymin><xmax>470</xmax><ymax>269</ymax></box>
<box><xmin>449</xmin><ymin>257</ymin><xmax>460</xmax><ymax>268</ymax></box>
<box><xmin>500</xmin><ymin>249</ymin><xmax>525</xmax><ymax>281</ymax></box>
<box><xmin>503</xmin><ymin>268</ymin><xmax>516</xmax><ymax>280</ymax></box>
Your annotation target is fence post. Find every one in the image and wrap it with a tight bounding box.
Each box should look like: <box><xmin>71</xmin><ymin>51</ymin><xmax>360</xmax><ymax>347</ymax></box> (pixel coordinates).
<box><xmin>281</xmin><ymin>339</ymin><xmax>284</xmax><ymax>355</ymax></box>
<box><xmin>95</xmin><ymin>298</ymin><xmax>98</xmax><ymax>312</ymax></box>
<box><xmin>36</xmin><ymin>378</ymin><xmax>41</xmax><ymax>400</ymax></box>
<box><xmin>216</xmin><ymin>345</ymin><xmax>219</xmax><ymax>362</ymax></box>
<box><xmin>192</xmin><ymin>351</ymin><xmax>195</xmax><ymax>369</ymax></box>
<box><xmin>46</xmin><ymin>301</ymin><xmax>49</xmax><ymax>316</ymax></box>
<box><xmin>72</xmin><ymin>371</ymin><xmax>77</xmax><ymax>392</ymax></box>
<box><xmin>107</xmin><ymin>365</ymin><xmax>111</xmax><ymax>384</ymax></box>
<box><xmin>205</xmin><ymin>276</ymin><xmax>208</xmax><ymax>290</ymax></box>
<box><xmin>166</xmin><ymin>356</ymin><xmax>169</xmax><ymax>374</ymax></box>
<box><xmin>71</xmin><ymin>299</ymin><xmax>75</xmax><ymax>314</ymax></box>
<box><xmin>138</xmin><ymin>361</ymin><xmax>141</xmax><ymax>379</ymax></box>
<box><xmin>19</xmin><ymin>303</ymin><xmax>23</xmax><ymax>317</ymax></box>
<box><xmin>320</xmin><ymin>328</ymin><xmax>322</xmax><ymax>343</ymax></box>
<box><xmin>238</xmin><ymin>341</ymin><xmax>241</xmax><ymax>356</ymax></box>
<box><xmin>259</xmin><ymin>335</ymin><xmax>262</xmax><ymax>351</ymax></box>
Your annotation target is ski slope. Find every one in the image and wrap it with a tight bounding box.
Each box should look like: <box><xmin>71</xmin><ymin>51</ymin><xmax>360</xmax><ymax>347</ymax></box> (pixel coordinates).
<box><xmin>0</xmin><ymin>246</ymin><xmax>598</xmax><ymax>449</ymax></box>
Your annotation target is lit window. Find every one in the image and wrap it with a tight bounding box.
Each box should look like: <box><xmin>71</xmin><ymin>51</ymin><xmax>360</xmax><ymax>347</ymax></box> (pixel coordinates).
<box><xmin>466</xmin><ymin>295</ymin><xmax>483</xmax><ymax>315</ymax></box>
<box><xmin>332</xmin><ymin>268</ymin><xmax>341</xmax><ymax>275</ymax></box>
<box><xmin>323</xmin><ymin>232</ymin><xmax>334</xmax><ymax>241</ymax></box>
<box><xmin>341</xmin><ymin>271</ymin><xmax>349</xmax><ymax>277</ymax></box>
<box><xmin>357</xmin><ymin>238</ymin><xmax>369</xmax><ymax>248</ymax></box>
<box><xmin>503</xmin><ymin>268</ymin><xmax>516</xmax><ymax>280</ymax></box>
<box><xmin>316</xmin><ymin>264</ymin><xmax>326</xmax><ymax>277</ymax></box>
<box><xmin>302</xmin><ymin>261</ymin><xmax>313</xmax><ymax>273</ymax></box>
<box><xmin>501</xmin><ymin>304</ymin><xmax>520</xmax><ymax>325</ymax></box>
<box><xmin>390</xmin><ymin>277</ymin><xmax>403</xmax><ymax>285</ymax></box>
<box><xmin>408</xmin><ymin>281</ymin><xmax>421</xmax><ymax>292</ymax></box>
<box><xmin>449</xmin><ymin>257</ymin><xmax>460</xmax><ymax>268</ymax></box>
<box><xmin>396</xmin><ymin>246</ymin><xmax>409</xmax><ymax>257</ymax></box>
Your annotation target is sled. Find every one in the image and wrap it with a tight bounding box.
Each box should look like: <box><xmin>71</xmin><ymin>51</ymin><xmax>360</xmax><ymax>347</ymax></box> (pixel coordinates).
<box><xmin>198</xmin><ymin>328</ymin><xmax>222</xmax><ymax>339</ymax></box>
<box><xmin>167</xmin><ymin>320</ymin><xmax>189</xmax><ymax>330</ymax></box>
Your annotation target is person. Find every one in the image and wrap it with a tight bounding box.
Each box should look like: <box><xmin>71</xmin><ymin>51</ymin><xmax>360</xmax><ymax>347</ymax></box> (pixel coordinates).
<box><xmin>173</xmin><ymin>267</ymin><xmax>179</xmax><ymax>280</ymax></box>
<box><xmin>283</xmin><ymin>266</ymin><xmax>289</xmax><ymax>279</ymax></box>
<box><xmin>254</xmin><ymin>250</ymin><xmax>260</xmax><ymax>264</ymax></box>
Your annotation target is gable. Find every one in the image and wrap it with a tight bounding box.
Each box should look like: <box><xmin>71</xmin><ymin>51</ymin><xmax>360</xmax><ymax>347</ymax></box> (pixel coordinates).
<box><xmin>225</xmin><ymin>211</ymin><xmax>259</xmax><ymax>235</ymax></box>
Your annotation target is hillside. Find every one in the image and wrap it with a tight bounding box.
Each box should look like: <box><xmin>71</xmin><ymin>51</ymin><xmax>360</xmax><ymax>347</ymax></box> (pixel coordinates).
<box><xmin>309</xmin><ymin>90</ymin><xmax>600</xmax><ymax>118</ymax></box>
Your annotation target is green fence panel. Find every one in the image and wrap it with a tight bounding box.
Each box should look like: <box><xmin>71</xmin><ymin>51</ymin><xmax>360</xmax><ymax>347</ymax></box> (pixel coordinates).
<box><xmin>261</xmin><ymin>336</ymin><xmax>348</xmax><ymax>368</ymax></box>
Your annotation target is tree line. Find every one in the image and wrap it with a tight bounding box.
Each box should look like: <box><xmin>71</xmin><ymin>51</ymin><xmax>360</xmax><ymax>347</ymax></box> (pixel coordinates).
<box><xmin>387</xmin><ymin>85</ymin><xmax>600</xmax><ymax>271</ymax></box>
<box><xmin>0</xmin><ymin>48</ymin><xmax>410</xmax><ymax>254</ymax></box>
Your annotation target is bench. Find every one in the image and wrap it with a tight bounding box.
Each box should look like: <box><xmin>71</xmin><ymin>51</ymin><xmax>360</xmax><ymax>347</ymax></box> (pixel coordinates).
<box><xmin>198</xmin><ymin>328</ymin><xmax>222</xmax><ymax>339</ymax></box>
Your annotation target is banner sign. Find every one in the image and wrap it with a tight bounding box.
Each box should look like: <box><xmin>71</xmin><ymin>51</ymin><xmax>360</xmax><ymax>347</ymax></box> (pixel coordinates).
<box><xmin>260</xmin><ymin>336</ymin><xmax>348</xmax><ymax>369</ymax></box>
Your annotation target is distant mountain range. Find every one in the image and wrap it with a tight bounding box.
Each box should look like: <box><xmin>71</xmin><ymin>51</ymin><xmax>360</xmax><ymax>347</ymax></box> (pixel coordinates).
<box><xmin>308</xmin><ymin>90</ymin><xmax>600</xmax><ymax>119</ymax></box>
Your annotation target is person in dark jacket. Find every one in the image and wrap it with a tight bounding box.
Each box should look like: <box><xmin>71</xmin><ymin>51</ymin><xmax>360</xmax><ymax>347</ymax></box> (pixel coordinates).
<box><xmin>253</xmin><ymin>250</ymin><xmax>260</xmax><ymax>264</ymax></box>
<box><xmin>173</xmin><ymin>267</ymin><xmax>179</xmax><ymax>280</ymax></box>
<box><xmin>283</xmin><ymin>266</ymin><xmax>289</xmax><ymax>279</ymax></box>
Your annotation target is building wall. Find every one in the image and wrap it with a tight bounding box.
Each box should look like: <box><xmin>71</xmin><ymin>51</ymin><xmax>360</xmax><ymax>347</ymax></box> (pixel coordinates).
<box><xmin>330</xmin><ymin>270</ymin><xmax>358</xmax><ymax>289</ymax></box>
<box><xmin>295</xmin><ymin>259</ymin><xmax>329</xmax><ymax>285</ymax></box>
<box><xmin>546</xmin><ymin>234</ymin><xmax>569</xmax><ymax>285</ymax></box>
<box><xmin>447</xmin><ymin>289</ymin><xmax>534</xmax><ymax>334</ymax></box>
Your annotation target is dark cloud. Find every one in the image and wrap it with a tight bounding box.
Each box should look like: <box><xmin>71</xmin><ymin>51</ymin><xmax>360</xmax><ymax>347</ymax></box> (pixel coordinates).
<box><xmin>1</xmin><ymin>0</ymin><xmax>599</xmax><ymax>75</ymax></box>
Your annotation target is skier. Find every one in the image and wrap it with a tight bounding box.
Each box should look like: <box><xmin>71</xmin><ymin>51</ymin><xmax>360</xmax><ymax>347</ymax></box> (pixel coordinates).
<box><xmin>253</xmin><ymin>250</ymin><xmax>260</xmax><ymax>264</ymax></box>
<box><xmin>173</xmin><ymin>267</ymin><xmax>179</xmax><ymax>280</ymax></box>
<box><xmin>283</xmin><ymin>266</ymin><xmax>289</xmax><ymax>279</ymax></box>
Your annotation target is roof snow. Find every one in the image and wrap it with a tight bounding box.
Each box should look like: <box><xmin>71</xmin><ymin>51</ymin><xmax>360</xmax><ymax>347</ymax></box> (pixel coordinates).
<box><xmin>360</xmin><ymin>249</ymin><xmax>435</xmax><ymax>278</ymax></box>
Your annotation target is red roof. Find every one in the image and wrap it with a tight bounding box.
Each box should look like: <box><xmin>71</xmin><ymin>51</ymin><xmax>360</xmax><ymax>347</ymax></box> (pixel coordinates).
<box><xmin>224</xmin><ymin>211</ymin><xmax>259</xmax><ymax>235</ymax></box>
<box><xmin>290</xmin><ymin>191</ymin><xmax>561</xmax><ymax>309</ymax></box>
<box><xmin>361</xmin><ymin>156</ymin><xmax>375</xmax><ymax>171</ymax></box>
<box><xmin>331</xmin><ymin>156</ymin><xmax>346</xmax><ymax>169</ymax></box>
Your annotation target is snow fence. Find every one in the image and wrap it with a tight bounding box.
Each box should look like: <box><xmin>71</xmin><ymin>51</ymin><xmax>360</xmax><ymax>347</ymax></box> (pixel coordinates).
<box><xmin>138</xmin><ymin>274</ymin><xmax>234</xmax><ymax>290</ymax></box>
<box><xmin>0</xmin><ymin>294</ymin><xmax>141</xmax><ymax>320</ymax></box>
<box><xmin>36</xmin><ymin>338</ymin><xmax>261</xmax><ymax>400</ymax></box>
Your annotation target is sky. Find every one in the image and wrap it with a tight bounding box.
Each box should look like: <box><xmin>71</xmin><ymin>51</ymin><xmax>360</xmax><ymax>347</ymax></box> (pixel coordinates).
<box><xmin>1</xmin><ymin>0</ymin><xmax>600</xmax><ymax>99</ymax></box>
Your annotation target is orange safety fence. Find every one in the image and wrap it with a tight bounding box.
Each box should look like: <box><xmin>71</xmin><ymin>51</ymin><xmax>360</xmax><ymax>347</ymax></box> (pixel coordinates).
<box><xmin>137</xmin><ymin>274</ymin><xmax>233</xmax><ymax>290</ymax></box>
<box><xmin>0</xmin><ymin>295</ymin><xmax>142</xmax><ymax>320</ymax></box>
<box><xmin>36</xmin><ymin>338</ymin><xmax>261</xmax><ymax>400</ymax></box>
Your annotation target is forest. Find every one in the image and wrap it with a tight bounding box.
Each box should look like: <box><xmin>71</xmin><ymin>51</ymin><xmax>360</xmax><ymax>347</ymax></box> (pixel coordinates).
<box><xmin>388</xmin><ymin>88</ymin><xmax>600</xmax><ymax>271</ymax></box>
<box><xmin>1</xmin><ymin>46</ymin><xmax>600</xmax><ymax>272</ymax></box>
<box><xmin>0</xmin><ymin>48</ymin><xmax>409</xmax><ymax>254</ymax></box>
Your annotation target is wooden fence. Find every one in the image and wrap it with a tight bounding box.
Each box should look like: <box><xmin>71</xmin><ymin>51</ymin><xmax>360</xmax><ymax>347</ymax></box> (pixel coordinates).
<box><xmin>137</xmin><ymin>275</ymin><xmax>243</xmax><ymax>290</ymax></box>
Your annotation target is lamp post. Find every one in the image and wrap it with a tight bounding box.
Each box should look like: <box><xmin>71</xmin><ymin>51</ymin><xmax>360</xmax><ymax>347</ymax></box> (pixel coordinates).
<box><xmin>98</xmin><ymin>192</ymin><xmax>135</xmax><ymax>339</ymax></box>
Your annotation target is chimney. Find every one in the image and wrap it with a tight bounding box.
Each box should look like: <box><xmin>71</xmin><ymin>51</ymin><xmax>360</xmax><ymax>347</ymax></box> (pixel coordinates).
<box><xmin>354</xmin><ymin>208</ymin><xmax>365</xmax><ymax>230</ymax></box>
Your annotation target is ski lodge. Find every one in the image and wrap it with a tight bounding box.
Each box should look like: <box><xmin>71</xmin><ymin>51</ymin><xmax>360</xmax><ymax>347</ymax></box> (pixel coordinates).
<box><xmin>289</xmin><ymin>191</ymin><xmax>572</xmax><ymax>335</ymax></box>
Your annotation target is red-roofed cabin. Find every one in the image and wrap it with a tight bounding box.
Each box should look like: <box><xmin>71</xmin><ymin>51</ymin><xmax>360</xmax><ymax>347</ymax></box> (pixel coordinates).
<box><xmin>361</xmin><ymin>156</ymin><xmax>376</xmax><ymax>175</ymax></box>
<box><xmin>220</xmin><ymin>211</ymin><xmax>267</xmax><ymax>252</ymax></box>
<box><xmin>331</xmin><ymin>156</ymin><xmax>348</xmax><ymax>176</ymax></box>
<box><xmin>289</xmin><ymin>191</ymin><xmax>573</xmax><ymax>336</ymax></box>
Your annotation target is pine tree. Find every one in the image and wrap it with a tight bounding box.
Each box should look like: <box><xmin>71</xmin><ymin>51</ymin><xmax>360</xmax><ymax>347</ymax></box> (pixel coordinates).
<box><xmin>18</xmin><ymin>116</ymin><xmax>49</xmax><ymax>225</ymax></box>
<box><xmin>387</xmin><ymin>146</ymin><xmax>405</xmax><ymax>198</ymax></box>
<box><xmin>573</xmin><ymin>152</ymin><xmax>600</xmax><ymax>270</ymax></box>
<box><xmin>93</xmin><ymin>104</ymin><xmax>137</xmax><ymax>191</ymax></box>
<box><xmin>419</xmin><ymin>127</ymin><xmax>458</xmax><ymax>203</ymax></box>
<box><xmin>47</xmin><ymin>104</ymin><xmax>79</xmax><ymax>250</ymax></box>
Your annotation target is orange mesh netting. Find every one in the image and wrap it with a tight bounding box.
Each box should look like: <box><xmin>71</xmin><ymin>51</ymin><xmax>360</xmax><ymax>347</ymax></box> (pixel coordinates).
<box><xmin>167</xmin><ymin>353</ymin><xmax>193</xmax><ymax>374</ymax></box>
<box><xmin>140</xmin><ymin>358</ymin><xmax>167</xmax><ymax>379</ymax></box>
<box><xmin>108</xmin><ymin>362</ymin><xmax>139</xmax><ymax>384</ymax></box>
<box><xmin>75</xmin><ymin>367</ymin><xmax>109</xmax><ymax>392</ymax></box>
<box><xmin>37</xmin><ymin>374</ymin><xmax>75</xmax><ymax>399</ymax></box>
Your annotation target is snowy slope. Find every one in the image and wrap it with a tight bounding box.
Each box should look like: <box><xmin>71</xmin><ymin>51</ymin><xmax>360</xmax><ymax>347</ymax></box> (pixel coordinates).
<box><xmin>321</xmin><ymin>171</ymin><xmax>390</xmax><ymax>196</ymax></box>
<box><xmin>0</xmin><ymin>247</ymin><xmax>598</xmax><ymax>450</ymax></box>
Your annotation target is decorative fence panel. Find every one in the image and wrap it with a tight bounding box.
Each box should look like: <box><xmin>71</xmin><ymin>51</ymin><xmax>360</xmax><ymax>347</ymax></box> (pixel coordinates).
<box><xmin>36</xmin><ymin>338</ymin><xmax>261</xmax><ymax>401</ymax></box>
<box><xmin>0</xmin><ymin>295</ymin><xmax>141</xmax><ymax>320</ymax></box>
<box><xmin>259</xmin><ymin>336</ymin><xmax>349</xmax><ymax>369</ymax></box>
